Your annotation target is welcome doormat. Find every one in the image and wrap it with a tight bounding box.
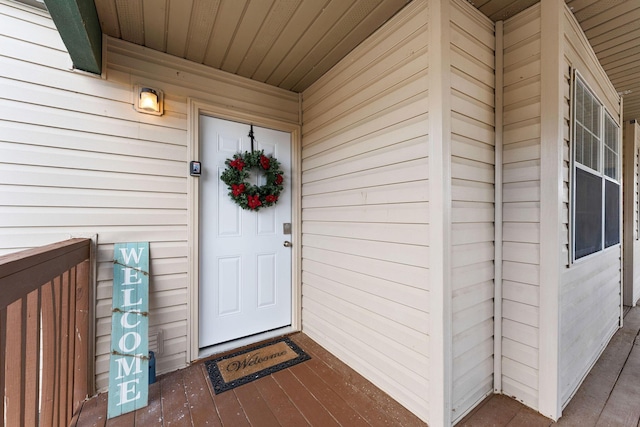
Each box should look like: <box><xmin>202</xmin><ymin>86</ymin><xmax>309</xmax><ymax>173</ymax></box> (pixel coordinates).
<box><xmin>205</xmin><ymin>337</ymin><xmax>311</xmax><ymax>394</ymax></box>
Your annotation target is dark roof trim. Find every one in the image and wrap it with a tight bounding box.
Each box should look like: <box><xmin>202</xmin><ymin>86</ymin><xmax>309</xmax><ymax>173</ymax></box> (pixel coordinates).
<box><xmin>43</xmin><ymin>0</ymin><xmax>102</xmax><ymax>74</ymax></box>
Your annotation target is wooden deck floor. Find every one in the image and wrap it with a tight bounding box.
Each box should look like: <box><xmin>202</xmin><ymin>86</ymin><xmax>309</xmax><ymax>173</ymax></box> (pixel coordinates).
<box><xmin>73</xmin><ymin>304</ymin><xmax>640</xmax><ymax>426</ymax></box>
<box><xmin>72</xmin><ymin>333</ymin><xmax>427</xmax><ymax>427</ymax></box>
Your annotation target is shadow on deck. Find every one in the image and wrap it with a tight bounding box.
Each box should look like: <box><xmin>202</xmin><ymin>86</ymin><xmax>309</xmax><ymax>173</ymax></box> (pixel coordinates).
<box><xmin>74</xmin><ymin>304</ymin><xmax>640</xmax><ymax>426</ymax></box>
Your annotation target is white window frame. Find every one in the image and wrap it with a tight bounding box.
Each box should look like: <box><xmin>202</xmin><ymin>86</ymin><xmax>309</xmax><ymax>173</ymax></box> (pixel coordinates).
<box><xmin>571</xmin><ymin>71</ymin><xmax>621</xmax><ymax>263</ymax></box>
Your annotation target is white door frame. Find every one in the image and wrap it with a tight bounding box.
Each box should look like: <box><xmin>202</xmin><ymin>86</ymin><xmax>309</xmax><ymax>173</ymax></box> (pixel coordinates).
<box><xmin>186</xmin><ymin>98</ymin><xmax>302</xmax><ymax>362</ymax></box>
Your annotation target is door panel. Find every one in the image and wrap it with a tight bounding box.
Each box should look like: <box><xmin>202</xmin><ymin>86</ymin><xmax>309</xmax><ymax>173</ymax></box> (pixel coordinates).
<box><xmin>217</xmin><ymin>257</ymin><xmax>241</xmax><ymax>315</ymax></box>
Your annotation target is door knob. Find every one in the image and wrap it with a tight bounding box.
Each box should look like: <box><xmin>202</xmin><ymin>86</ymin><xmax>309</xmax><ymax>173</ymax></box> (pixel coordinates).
<box><xmin>283</xmin><ymin>241</ymin><xmax>292</xmax><ymax>247</ymax></box>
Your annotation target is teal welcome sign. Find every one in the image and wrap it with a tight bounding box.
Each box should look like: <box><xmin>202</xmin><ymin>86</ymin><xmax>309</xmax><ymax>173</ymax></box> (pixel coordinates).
<box><xmin>108</xmin><ymin>242</ymin><xmax>150</xmax><ymax>419</ymax></box>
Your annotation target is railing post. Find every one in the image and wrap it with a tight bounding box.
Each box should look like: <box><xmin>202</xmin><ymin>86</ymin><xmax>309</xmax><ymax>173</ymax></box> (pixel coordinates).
<box><xmin>74</xmin><ymin>260</ymin><xmax>90</xmax><ymax>413</ymax></box>
<box><xmin>0</xmin><ymin>307</ymin><xmax>5</xmax><ymax>427</ymax></box>
<box><xmin>41</xmin><ymin>280</ymin><xmax>55</xmax><ymax>426</ymax></box>
<box><xmin>5</xmin><ymin>300</ymin><xmax>24</xmax><ymax>426</ymax></box>
<box><xmin>25</xmin><ymin>290</ymin><xmax>41</xmax><ymax>426</ymax></box>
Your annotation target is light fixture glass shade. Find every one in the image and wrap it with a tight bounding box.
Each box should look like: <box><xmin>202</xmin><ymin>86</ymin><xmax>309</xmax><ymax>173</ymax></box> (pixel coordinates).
<box><xmin>134</xmin><ymin>85</ymin><xmax>163</xmax><ymax>115</ymax></box>
<box><xmin>139</xmin><ymin>88</ymin><xmax>159</xmax><ymax>112</ymax></box>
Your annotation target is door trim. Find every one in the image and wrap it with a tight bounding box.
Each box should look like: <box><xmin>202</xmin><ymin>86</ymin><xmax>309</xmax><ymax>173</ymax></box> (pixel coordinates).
<box><xmin>186</xmin><ymin>98</ymin><xmax>302</xmax><ymax>362</ymax></box>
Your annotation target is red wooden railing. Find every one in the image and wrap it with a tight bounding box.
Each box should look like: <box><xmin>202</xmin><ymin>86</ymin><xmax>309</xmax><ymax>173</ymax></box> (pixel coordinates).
<box><xmin>0</xmin><ymin>238</ymin><xmax>92</xmax><ymax>427</ymax></box>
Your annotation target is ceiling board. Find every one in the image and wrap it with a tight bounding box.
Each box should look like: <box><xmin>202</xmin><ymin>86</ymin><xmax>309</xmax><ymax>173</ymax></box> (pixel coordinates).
<box><xmin>202</xmin><ymin>0</ymin><xmax>246</xmax><ymax>68</ymax></box>
<box><xmin>236</xmin><ymin>0</ymin><xmax>301</xmax><ymax>78</ymax></box>
<box><xmin>114</xmin><ymin>0</ymin><xmax>143</xmax><ymax>45</ymax></box>
<box><xmin>221</xmin><ymin>0</ymin><xmax>274</xmax><ymax>73</ymax></box>
<box><xmin>264</xmin><ymin>0</ymin><xmax>356</xmax><ymax>88</ymax></box>
<box><xmin>93</xmin><ymin>0</ymin><xmax>119</xmax><ymax>38</ymax></box>
<box><xmin>571</xmin><ymin>0</ymin><xmax>623</xmax><ymax>20</ymax></box>
<box><xmin>475</xmin><ymin>0</ymin><xmax>539</xmax><ymax>21</ymax></box>
<box><xmin>184</xmin><ymin>0</ymin><xmax>220</xmax><ymax>63</ymax></box>
<box><xmin>165</xmin><ymin>0</ymin><xmax>193</xmax><ymax>58</ymax></box>
<box><xmin>580</xmin><ymin>2</ymin><xmax>640</xmax><ymax>34</ymax></box>
<box><xmin>142</xmin><ymin>0</ymin><xmax>167</xmax><ymax>52</ymax></box>
<box><xmin>250</xmin><ymin>0</ymin><xmax>328</xmax><ymax>83</ymax></box>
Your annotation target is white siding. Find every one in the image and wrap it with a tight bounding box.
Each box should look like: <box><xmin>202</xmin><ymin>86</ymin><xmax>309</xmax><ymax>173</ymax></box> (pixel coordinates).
<box><xmin>559</xmin><ymin>5</ymin><xmax>622</xmax><ymax>407</ymax></box>
<box><xmin>501</xmin><ymin>4</ymin><xmax>542</xmax><ymax>409</ymax></box>
<box><xmin>624</xmin><ymin>120</ymin><xmax>640</xmax><ymax>307</ymax></box>
<box><xmin>500</xmin><ymin>2</ymin><xmax>622</xmax><ymax>413</ymax></box>
<box><xmin>449</xmin><ymin>0</ymin><xmax>496</xmax><ymax>421</ymax></box>
<box><xmin>0</xmin><ymin>0</ymin><xmax>298</xmax><ymax>391</ymax></box>
<box><xmin>634</xmin><ymin>124</ymin><xmax>640</xmax><ymax>305</ymax></box>
<box><xmin>301</xmin><ymin>1</ymin><xmax>429</xmax><ymax>422</ymax></box>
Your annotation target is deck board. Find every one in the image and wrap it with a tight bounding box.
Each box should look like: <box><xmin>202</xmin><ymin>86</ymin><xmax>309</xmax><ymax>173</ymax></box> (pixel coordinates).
<box><xmin>182</xmin><ymin>364</ymin><xmax>222</xmax><ymax>427</ymax></box>
<box><xmin>289</xmin><ymin>340</ymin><xmax>400</xmax><ymax>425</ymax></box>
<box><xmin>76</xmin><ymin>392</ymin><xmax>107</xmax><ymax>427</ymax></box>
<box><xmin>288</xmin><ymin>362</ymin><xmax>369</xmax><ymax>427</ymax></box>
<box><xmin>213</xmin><ymin>388</ymin><xmax>251</xmax><ymax>426</ymax></box>
<box><xmin>271</xmin><ymin>368</ymin><xmax>341</xmax><ymax>427</ymax></box>
<box><xmin>253</xmin><ymin>375</ymin><xmax>312</xmax><ymax>426</ymax></box>
<box><xmin>234</xmin><ymin>382</ymin><xmax>281</xmax><ymax>427</ymax></box>
<box><xmin>507</xmin><ymin>409</ymin><xmax>552</xmax><ymax>427</ymax></box>
<box><xmin>458</xmin><ymin>394</ymin><xmax>523</xmax><ymax>426</ymax></box>
<box><xmin>106</xmin><ymin>410</ymin><xmax>134</xmax><ymax>427</ymax></box>
<box><xmin>159</xmin><ymin>370</ymin><xmax>191</xmax><ymax>427</ymax></box>
<box><xmin>133</xmin><ymin>382</ymin><xmax>162</xmax><ymax>427</ymax></box>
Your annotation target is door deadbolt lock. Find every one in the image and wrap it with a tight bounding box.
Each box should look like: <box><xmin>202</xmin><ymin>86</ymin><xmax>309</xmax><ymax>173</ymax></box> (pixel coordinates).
<box><xmin>283</xmin><ymin>241</ymin><xmax>292</xmax><ymax>247</ymax></box>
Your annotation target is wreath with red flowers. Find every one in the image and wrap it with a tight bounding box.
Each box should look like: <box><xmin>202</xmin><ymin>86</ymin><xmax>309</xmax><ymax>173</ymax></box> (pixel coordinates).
<box><xmin>220</xmin><ymin>150</ymin><xmax>284</xmax><ymax>211</ymax></box>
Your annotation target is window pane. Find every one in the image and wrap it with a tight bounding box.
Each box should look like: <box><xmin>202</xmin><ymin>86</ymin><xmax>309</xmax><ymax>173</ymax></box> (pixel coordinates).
<box><xmin>575</xmin><ymin>168</ymin><xmax>602</xmax><ymax>259</ymax></box>
<box><xmin>574</xmin><ymin>125</ymin><xmax>599</xmax><ymax>171</ymax></box>
<box><xmin>575</xmin><ymin>126</ymin><xmax>583</xmax><ymax>164</ymax></box>
<box><xmin>604</xmin><ymin>115</ymin><xmax>619</xmax><ymax>180</ymax></box>
<box><xmin>604</xmin><ymin>147</ymin><xmax>617</xmax><ymax>180</ymax></box>
<box><xmin>605</xmin><ymin>180</ymin><xmax>620</xmax><ymax>247</ymax></box>
<box><xmin>576</xmin><ymin>80</ymin><xmax>584</xmax><ymax>124</ymax></box>
<box><xmin>592</xmin><ymin>97</ymin><xmax>600</xmax><ymax>135</ymax></box>
<box><xmin>591</xmin><ymin>133</ymin><xmax>599</xmax><ymax>171</ymax></box>
<box><xmin>574</xmin><ymin>78</ymin><xmax>601</xmax><ymax>171</ymax></box>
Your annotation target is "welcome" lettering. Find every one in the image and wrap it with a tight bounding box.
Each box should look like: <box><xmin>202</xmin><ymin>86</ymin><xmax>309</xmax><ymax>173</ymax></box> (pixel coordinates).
<box><xmin>107</xmin><ymin>243</ymin><xmax>150</xmax><ymax>419</ymax></box>
<box><xmin>226</xmin><ymin>351</ymin><xmax>288</xmax><ymax>372</ymax></box>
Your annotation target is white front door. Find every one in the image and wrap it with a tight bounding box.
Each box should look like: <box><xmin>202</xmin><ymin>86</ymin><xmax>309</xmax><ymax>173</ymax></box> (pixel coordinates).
<box><xmin>199</xmin><ymin>115</ymin><xmax>292</xmax><ymax>348</ymax></box>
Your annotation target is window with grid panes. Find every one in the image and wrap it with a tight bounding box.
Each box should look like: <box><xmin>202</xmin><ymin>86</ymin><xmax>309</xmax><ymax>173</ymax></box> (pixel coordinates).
<box><xmin>573</xmin><ymin>74</ymin><xmax>620</xmax><ymax>260</ymax></box>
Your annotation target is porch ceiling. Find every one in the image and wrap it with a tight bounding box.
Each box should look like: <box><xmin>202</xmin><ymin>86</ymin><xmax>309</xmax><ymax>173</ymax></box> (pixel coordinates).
<box><xmin>93</xmin><ymin>0</ymin><xmax>410</xmax><ymax>93</ymax></box>
<box><xmin>473</xmin><ymin>0</ymin><xmax>640</xmax><ymax>123</ymax></box>
<box><xmin>48</xmin><ymin>0</ymin><xmax>640</xmax><ymax>121</ymax></box>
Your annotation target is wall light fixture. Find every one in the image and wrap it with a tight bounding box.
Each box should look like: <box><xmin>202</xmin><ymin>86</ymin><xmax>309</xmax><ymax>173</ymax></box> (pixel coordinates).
<box><xmin>134</xmin><ymin>85</ymin><xmax>163</xmax><ymax>115</ymax></box>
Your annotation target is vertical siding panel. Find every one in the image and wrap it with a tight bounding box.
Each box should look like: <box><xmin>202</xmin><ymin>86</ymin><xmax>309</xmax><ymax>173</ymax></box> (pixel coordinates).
<box><xmin>0</xmin><ymin>1</ymin><xmax>299</xmax><ymax>392</ymax></box>
<box><xmin>559</xmin><ymin>6</ymin><xmax>623</xmax><ymax>407</ymax></box>
<box><xmin>633</xmin><ymin>123</ymin><xmax>640</xmax><ymax>305</ymax></box>
<box><xmin>625</xmin><ymin>121</ymin><xmax>640</xmax><ymax>307</ymax></box>
<box><xmin>301</xmin><ymin>1</ymin><xmax>429</xmax><ymax>422</ymax></box>
<box><xmin>501</xmin><ymin>3</ymin><xmax>541</xmax><ymax>410</ymax></box>
<box><xmin>449</xmin><ymin>0</ymin><xmax>496</xmax><ymax>421</ymax></box>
